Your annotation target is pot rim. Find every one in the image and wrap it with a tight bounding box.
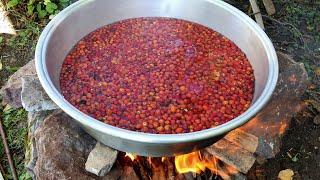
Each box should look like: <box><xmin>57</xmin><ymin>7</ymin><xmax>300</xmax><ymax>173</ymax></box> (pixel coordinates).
<box><xmin>35</xmin><ymin>0</ymin><xmax>278</xmax><ymax>144</ymax></box>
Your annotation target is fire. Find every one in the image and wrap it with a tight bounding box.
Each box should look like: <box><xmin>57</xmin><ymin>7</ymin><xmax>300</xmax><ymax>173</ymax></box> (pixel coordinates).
<box><xmin>279</xmin><ymin>122</ymin><xmax>287</xmax><ymax>135</ymax></box>
<box><xmin>125</xmin><ymin>153</ymin><xmax>137</xmax><ymax>161</ymax></box>
<box><xmin>175</xmin><ymin>151</ymin><xmax>238</xmax><ymax>178</ymax></box>
<box><xmin>175</xmin><ymin>151</ymin><xmax>207</xmax><ymax>173</ymax></box>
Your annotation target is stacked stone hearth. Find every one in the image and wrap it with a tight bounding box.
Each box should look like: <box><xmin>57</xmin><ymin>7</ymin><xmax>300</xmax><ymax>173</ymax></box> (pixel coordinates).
<box><xmin>0</xmin><ymin>52</ymin><xmax>308</xmax><ymax>179</ymax></box>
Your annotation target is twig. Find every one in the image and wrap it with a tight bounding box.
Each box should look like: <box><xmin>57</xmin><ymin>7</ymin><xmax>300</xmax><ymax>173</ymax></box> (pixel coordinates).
<box><xmin>249</xmin><ymin>0</ymin><xmax>265</xmax><ymax>30</ymax></box>
<box><xmin>0</xmin><ymin>117</ymin><xmax>18</xmax><ymax>180</ymax></box>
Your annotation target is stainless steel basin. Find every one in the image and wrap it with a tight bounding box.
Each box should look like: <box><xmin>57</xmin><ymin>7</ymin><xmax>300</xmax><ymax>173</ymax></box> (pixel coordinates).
<box><xmin>35</xmin><ymin>0</ymin><xmax>278</xmax><ymax>157</ymax></box>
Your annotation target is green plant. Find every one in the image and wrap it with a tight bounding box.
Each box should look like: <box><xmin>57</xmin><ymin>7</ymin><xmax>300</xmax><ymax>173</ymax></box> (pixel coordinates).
<box><xmin>7</xmin><ymin>20</ymin><xmax>41</xmax><ymax>49</ymax></box>
<box><xmin>6</xmin><ymin>0</ymin><xmax>72</xmax><ymax>19</ymax></box>
<box><xmin>0</xmin><ymin>104</ymin><xmax>29</xmax><ymax>179</ymax></box>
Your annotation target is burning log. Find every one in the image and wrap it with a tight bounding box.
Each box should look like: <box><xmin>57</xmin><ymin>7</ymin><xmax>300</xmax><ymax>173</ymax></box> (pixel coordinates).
<box><xmin>132</xmin><ymin>157</ymin><xmax>151</xmax><ymax>180</ymax></box>
<box><xmin>204</xmin><ymin>138</ymin><xmax>256</xmax><ymax>174</ymax></box>
<box><xmin>163</xmin><ymin>157</ymin><xmax>176</xmax><ymax>180</ymax></box>
<box><xmin>120</xmin><ymin>166</ymin><xmax>139</xmax><ymax>180</ymax></box>
<box><xmin>224</xmin><ymin>129</ymin><xmax>258</xmax><ymax>153</ymax></box>
<box><xmin>183</xmin><ymin>172</ymin><xmax>195</xmax><ymax>180</ymax></box>
<box><xmin>151</xmin><ymin>158</ymin><xmax>166</xmax><ymax>180</ymax></box>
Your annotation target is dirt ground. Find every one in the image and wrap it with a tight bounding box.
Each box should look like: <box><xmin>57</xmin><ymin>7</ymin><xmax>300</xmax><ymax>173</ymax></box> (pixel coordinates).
<box><xmin>0</xmin><ymin>0</ymin><xmax>319</xmax><ymax>179</ymax></box>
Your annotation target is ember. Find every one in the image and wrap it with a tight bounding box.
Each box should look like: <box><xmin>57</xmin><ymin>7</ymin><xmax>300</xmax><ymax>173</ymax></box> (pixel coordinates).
<box><xmin>60</xmin><ymin>17</ymin><xmax>254</xmax><ymax>134</ymax></box>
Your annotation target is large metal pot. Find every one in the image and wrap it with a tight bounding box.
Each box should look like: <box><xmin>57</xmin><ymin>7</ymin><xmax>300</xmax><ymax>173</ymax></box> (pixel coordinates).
<box><xmin>35</xmin><ymin>0</ymin><xmax>278</xmax><ymax>157</ymax></box>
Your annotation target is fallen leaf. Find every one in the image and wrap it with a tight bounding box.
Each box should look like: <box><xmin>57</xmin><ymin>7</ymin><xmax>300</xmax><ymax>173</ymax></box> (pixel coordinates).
<box><xmin>278</xmin><ymin>169</ymin><xmax>294</xmax><ymax>180</ymax></box>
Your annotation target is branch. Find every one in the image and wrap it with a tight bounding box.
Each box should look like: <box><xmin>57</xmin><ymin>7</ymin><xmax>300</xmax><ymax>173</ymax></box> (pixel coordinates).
<box><xmin>0</xmin><ymin>117</ymin><xmax>18</xmax><ymax>180</ymax></box>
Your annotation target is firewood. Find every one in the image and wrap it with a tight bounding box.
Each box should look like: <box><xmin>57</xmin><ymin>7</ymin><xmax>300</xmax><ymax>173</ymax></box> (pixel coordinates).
<box><xmin>204</xmin><ymin>139</ymin><xmax>256</xmax><ymax>174</ymax></box>
<box><xmin>183</xmin><ymin>172</ymin><xmax>194</xmax><ymax>180</ymax></box>
<box><xmin>163</xmin><ymin>158</ymin><xmax>176</xmax><ymax>180</ymax></box>
<box><xmin>151</xmin><ymin>158</ymin><xmax>166</xmax><ymax>180</ymax></box>
<box><xmin>262</xmin><ymin>0</ymin><xmax>276</xmax><ymax>15</ymax></box>
<box><xmin>133</xmin><ymin>158</ymin><xmax>151</xmax><ymax>180</ymax></box>
<box><xmin>224</xmin><ymin>129</ymin><xmax>258</xmax><ymax>153</ymax></box>
<box><xmin>249</xmin><ymin>0</ymin><xmax>265</xmax><ymax>30</ymax></box>
<box><xmin>120</xmin><ymin>166</ymin><xmax>139</xmax><ymax>180</ymax></box>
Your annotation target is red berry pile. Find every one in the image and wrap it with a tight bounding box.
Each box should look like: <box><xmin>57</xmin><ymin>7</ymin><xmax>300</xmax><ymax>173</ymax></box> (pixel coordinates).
<box><xmin>60</xmin><ymin>17</ymin><xmax>254</xmax><ymax>134</ymax></box>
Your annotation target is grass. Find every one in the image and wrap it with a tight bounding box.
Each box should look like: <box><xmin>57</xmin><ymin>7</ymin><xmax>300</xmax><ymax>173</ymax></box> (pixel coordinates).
<box><xmin>0</xmin><ymin>102</ymin><xmax>30</xmax><ymax>180</ymax></box>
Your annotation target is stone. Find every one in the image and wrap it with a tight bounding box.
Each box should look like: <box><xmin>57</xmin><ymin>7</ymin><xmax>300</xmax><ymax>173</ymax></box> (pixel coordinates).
<box><xmin>21</xmin><ymin>75</ymin><xmax>58</xmax><ymax>111</ymax></box>
<box><xmin>313</xmin><ymin>115</ymin><xmax>320</xmax><ymax>125</ymax></box>
<box><xmin>85</xmin><ymin>142</ymin><xmax>118</xmax><ymax>176</ymax></box>
<box><xmin>0</xmin><ymin>60</ymin><xmax>36</xmax><ymax>108</ymax></box>
<box><xmin>25</xmin><ymin>111</ymin><xmax>53</xmax><ymax>179</ymax></box>
<box><xmin>0</xmin><ymin>2</ymin><xmax>16</xmax><ymax>35</ymax></box>
<box><xmin>241</xmin><ymin>52</ymin><xmax>308</xmax><ymax>159</ymax></box>
<box><xmin>278</xmin><ymin>169</ymin><xmax>294</xmax><ymax>180</ymax></box>
<box><xmin>32</xmin><ymin>111</ymin><xmax>97</xmax><ymax>179</ymax></box>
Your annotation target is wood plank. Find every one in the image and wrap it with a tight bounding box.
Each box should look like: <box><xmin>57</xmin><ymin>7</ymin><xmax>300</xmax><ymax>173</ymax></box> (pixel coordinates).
<box><xmin>262</xmin><ymin>0</ymin><xmax>276</xmax><ymax>15</ymax></box>
<box><xmin>204</xmin><ymin>139</ymin><xmax>256</xmax><ymax>173</ymax></box>
<box><xmin>249</xmin><ymin>0</ymin><xmax>265</xmax><ymax>30</ymax></box>
<box><xmin>224</xmin><ymin>129</ymin><xmax>258</xmax><ymax>153</ymax></box>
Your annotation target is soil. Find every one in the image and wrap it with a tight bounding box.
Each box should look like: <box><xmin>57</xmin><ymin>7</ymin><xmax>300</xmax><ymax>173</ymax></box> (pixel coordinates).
<box><xmin>0</xmin><ymin>0</ymin><xmax>319</xmax><ymax>179</ymax></box>
<box><xmin>248</xmin><ymin>111</ymin><xmax>320</xmax><ymax>179</ymax></box>
<box><xmin>0</xmin><ymin>39</ymin><xmax>33</xmax><ymax>87</ymax></box>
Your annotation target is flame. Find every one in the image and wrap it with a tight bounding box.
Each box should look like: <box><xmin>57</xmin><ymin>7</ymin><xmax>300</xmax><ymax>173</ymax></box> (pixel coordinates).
<box><xmin>125</xmin><ymin>153</ymin><xmax>137</xmax><ymax>161</ymax></box>
<box><xmin>175</xmin><ymin>151</ymin><xmax>206</xmax><ymax>174</ymax></box>
<box><xmin>175</xmin><ymin>151</ymin><xmax>238</xmax><ymax>178</ymax></box>
<box><xmin>279</xmin><ymin>122</ymin><xmax>287</xmax><ymax>135</ymax></box>
<box><xmin>161</xmin><ymin>157</ymin><xmax>166</xmax><ymax>162</ymax></box>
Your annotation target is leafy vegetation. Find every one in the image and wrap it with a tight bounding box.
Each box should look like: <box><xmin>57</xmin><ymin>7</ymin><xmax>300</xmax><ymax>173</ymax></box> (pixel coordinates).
<box><xmin>6</xmin><ymin>0</ymin><xmax>71</xmax><ymax>19</ymax></box>
<box><xmin>3</xmin><ymin>0</ymin><xmax>72</xmax><ymax>50</ymax></box>
<box><xmin>0</xmin><ymin>102</ymin><xmax>29</xmax><ymax>179</ymax></box>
